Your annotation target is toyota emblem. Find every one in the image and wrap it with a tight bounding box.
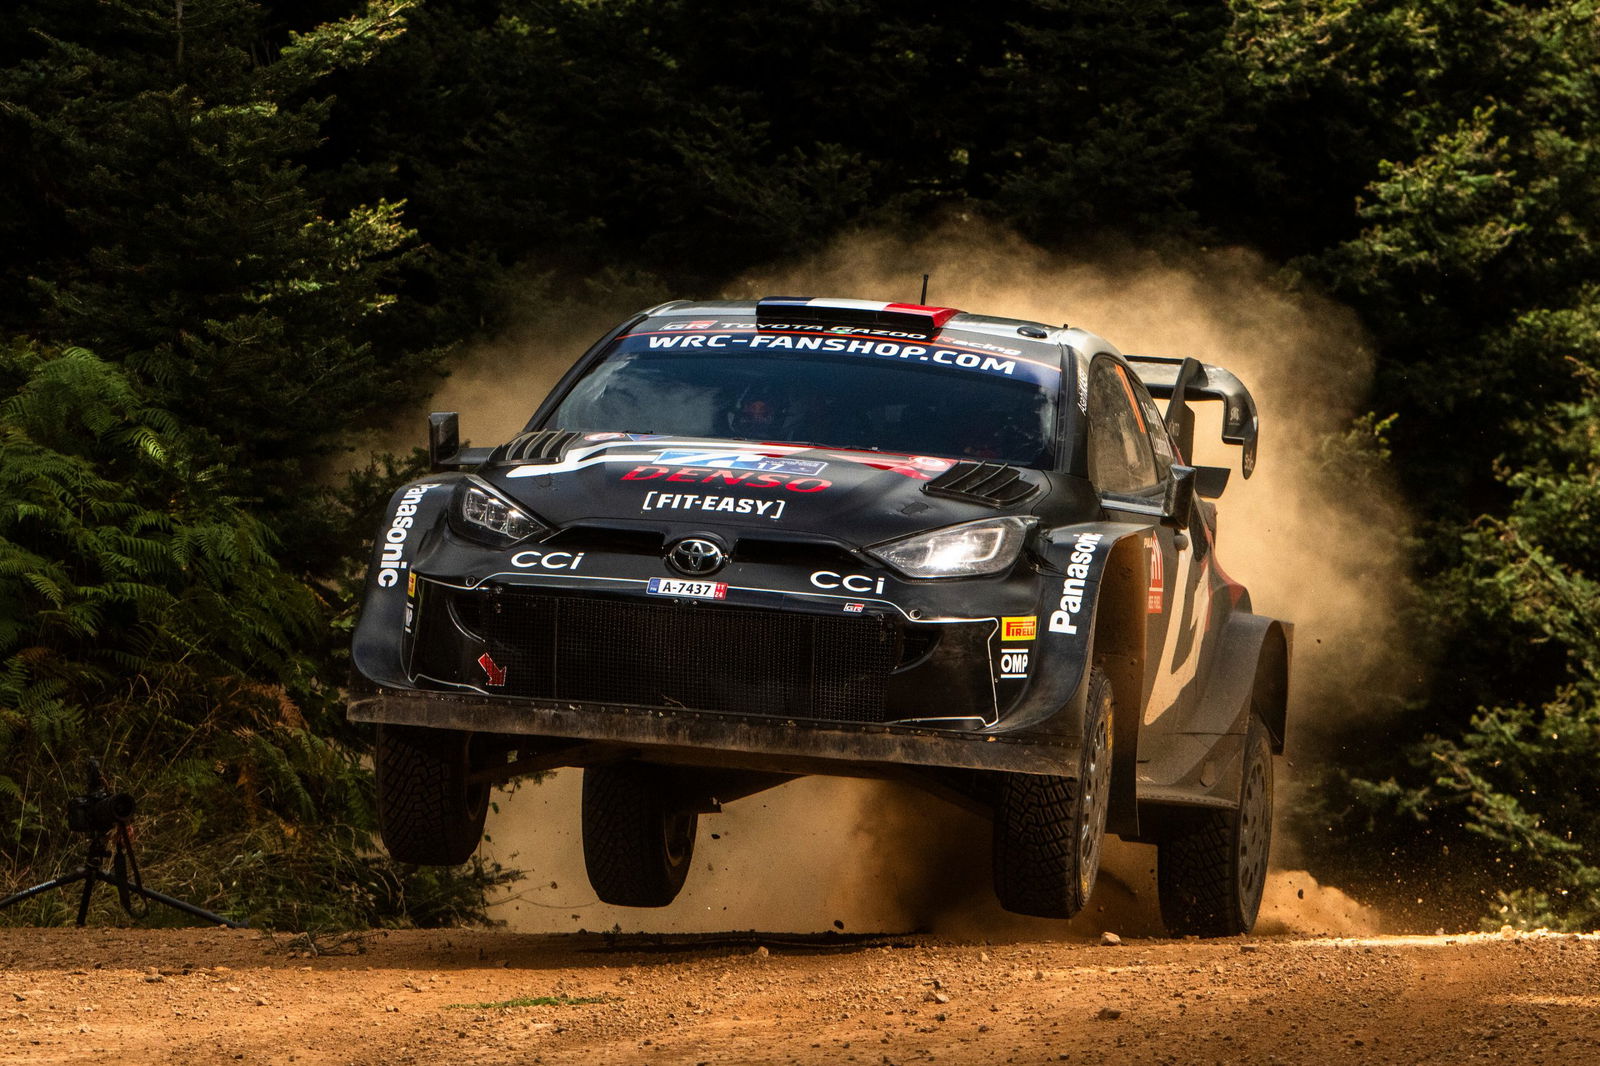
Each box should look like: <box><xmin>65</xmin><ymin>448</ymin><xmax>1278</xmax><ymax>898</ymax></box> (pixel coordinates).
<box><xmin>666</xmin><ymin>537</ymin><xmax>726</xmax><ymax>576</ymax></box>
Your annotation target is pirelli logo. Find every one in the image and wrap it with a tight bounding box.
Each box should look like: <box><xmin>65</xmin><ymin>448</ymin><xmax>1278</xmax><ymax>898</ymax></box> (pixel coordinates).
<box><xmin>1001</xmin><ymin>616</ymin><xmax>1037</xmax><ymax>641</ymax></box>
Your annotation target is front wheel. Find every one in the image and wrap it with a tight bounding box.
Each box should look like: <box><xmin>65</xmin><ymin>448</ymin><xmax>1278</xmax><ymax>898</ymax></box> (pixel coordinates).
<box><xmin>1157</xmin><ymin>715</ymin><xmax>1273</xmax><ymax>937</ymax></box>
<box><xmin>992</xmin><ymin>665</ymin><xmax>1115</xmax><ymax>918</ymax></box>
<box><xmin>375</xmin><ymin>724</ymin><xmax>490</xmax><ymax>865</ymax></box>
<box><xmin>582</xmin><ymin>763</ymin><xmax>698</xmax><ymax>907</ymax></box>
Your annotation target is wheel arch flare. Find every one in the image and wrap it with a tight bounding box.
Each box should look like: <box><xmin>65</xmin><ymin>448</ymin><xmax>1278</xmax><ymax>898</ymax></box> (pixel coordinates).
<box><xmin>1025</xmin><ymin>522</ymin><xmax>1151</xmax><ymax>837</ymax></box>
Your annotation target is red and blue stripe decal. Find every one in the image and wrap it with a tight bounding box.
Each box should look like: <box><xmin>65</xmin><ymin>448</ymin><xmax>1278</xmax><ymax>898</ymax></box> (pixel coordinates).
<box><xmin>755</xmin><ymin>296</ymin><xmax>960</xmax><ymax>338</ymax></box>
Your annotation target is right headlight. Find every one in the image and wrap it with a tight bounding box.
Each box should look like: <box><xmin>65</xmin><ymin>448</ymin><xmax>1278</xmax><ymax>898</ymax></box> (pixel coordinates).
<box><xmin>866</xmin><ymin>516</ymin><xmax>1035</xmax><ymax>579</ymax></box>
<box><xmin>450</xmin><ymin>477</ymin><xmax>548</xmax><ymax>546</ymax></box>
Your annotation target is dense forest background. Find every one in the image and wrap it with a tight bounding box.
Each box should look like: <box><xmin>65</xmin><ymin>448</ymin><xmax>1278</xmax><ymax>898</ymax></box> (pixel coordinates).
<box><xmin>1</xmin><ymin>0</ymin><xmax>1596</xmax><ymax>930</ymax></box>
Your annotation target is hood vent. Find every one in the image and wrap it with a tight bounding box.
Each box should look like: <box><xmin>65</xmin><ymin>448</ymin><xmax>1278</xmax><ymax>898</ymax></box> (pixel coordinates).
<box><xmin>497</xmin><ymin>429</ymin><xmax>580</xmax><ymax>464</ymax></box>
<box><xmin>922</xmin><ymin>461</ymin><xmax>1039</xmax><ymax>507</ymax></box>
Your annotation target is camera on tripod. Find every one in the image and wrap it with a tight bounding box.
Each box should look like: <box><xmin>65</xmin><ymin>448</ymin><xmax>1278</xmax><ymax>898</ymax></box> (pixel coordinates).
<box><xmin>65</xmin><ymin>758</ymin><xmax>135</xmax><ymax>835</ymax></box>
<box><xmin>0</xmin><ymin>755</ymin><xmax>243</xmax><ymax>927</ymax></box>
<box><xmin>66</xmin><ymin>787</ymin><xmax>135</xmax><ymax>834</ymax></box>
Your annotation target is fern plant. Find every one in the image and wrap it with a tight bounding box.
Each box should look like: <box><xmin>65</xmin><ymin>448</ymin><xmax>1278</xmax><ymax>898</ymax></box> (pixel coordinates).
<box><xmin>0</xmin><ymin>341</ymin><xmax>513</xmax><ymax>929</ymax></box>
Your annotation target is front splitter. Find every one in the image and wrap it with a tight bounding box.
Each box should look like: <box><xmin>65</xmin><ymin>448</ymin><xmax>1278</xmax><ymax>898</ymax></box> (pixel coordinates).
<box><xmin>348</xmin><ymin>689</ymin><xmax>1075</xmax><ymax>778</ymax></box>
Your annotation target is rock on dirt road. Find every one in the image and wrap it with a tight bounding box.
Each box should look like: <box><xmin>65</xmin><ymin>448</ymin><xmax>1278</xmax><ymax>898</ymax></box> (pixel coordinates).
<box><xmin>1</xmin><ymin>927</ymin><xmax>1597</xmax><ymax>1065</ymax></box>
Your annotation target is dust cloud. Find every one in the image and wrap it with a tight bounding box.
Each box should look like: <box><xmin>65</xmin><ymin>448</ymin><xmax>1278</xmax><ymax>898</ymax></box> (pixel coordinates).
<box><xmin>401</xmin><ymin>280</ymin><xmax>673</xmax><ymax>451</ymax></box>
<box><xmin>1257</xmin><ymin>870</ymin><xmax>1382</xmax><ymax>937</ymax></box>
<box><xmin>472</xmin><ymin>221</ymin><xmax>1410</xmax><ymax>937</ymax></box>
<box><xmin>484</xmin><ymin>773</ymin><xmax>1377</xmax><ymax>938</ymax></box>
<box><xmin>485</xmin><ymin>770</ymin><xmax>1174</xmax><ymax>938</ymax></box>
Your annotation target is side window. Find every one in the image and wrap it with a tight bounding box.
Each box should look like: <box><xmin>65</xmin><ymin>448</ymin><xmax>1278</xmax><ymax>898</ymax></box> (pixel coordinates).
<box><xmin>1086</xmin><ymin>359</ymin><xmax>1159</xmax><ymax>496</ymax></box>
<box><xmin>1133</xmin><ymin>382</ymin><xmax>1177</xmax><ymax>477</ymax></box>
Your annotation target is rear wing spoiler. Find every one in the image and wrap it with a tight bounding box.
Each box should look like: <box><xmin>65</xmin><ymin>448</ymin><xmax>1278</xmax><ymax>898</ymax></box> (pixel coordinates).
<box><xmin>1124</xmin><ymin>356</ymin><xmax>1258</xmax><ymax>479</ymax></box>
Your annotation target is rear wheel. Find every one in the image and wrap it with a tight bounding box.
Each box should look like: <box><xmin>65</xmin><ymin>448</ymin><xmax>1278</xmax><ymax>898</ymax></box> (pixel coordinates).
<box><xmin>376</xmin><ymin>724</ymin><xmax>490</xmax><ymax>865</ymax></box>
<box><xmin>992</xmin><ymin>666</ymin><xmax>1115</xmax><ymax>918</ymax></box>
<box><xmin>582</xmin><ymin>763</ymin><xmax>698</xmax><ymax>907</ymax></box>
<box><xmin>1158</xmin><ymin>714</ymin><xmax>1273</xmax><ymax>937</ymax></box>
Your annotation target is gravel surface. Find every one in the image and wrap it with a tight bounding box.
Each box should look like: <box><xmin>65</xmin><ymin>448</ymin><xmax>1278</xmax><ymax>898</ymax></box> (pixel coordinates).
<box><xmin>2</xmin><ymin>927</ymin><xmax>1596</xmax><ymax>1064</ymax></box>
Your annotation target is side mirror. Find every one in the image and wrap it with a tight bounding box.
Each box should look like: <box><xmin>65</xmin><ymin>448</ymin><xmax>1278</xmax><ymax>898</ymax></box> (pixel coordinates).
<box><xmin>428</xmin><ymin>412</ymin><xmax>460</xmax><ymax>472</ymax></box>
<box><xmin>1163</xmin><ymin>465</ymin><xmax>1197</xmax><ymax>529</ymax></box>
<box><xmin>1194</xmin><ymin>465</ymin><xmax>1231</xmax><ymax>499</ymax></box>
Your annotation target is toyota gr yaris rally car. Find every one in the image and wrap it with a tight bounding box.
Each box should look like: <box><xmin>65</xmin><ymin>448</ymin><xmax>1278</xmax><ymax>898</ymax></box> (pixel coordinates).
<box><xmin>350</xmin><ymin>296</ymin><xmax>1292</xmax><ymax>936</ymax></box>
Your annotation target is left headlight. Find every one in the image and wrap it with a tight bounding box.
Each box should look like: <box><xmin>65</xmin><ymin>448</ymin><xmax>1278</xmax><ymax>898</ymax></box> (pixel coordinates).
<box><xmin>866</xmin><ymin>516</ymin><xmax>1035</xmax><ymax>579</ymax></box>
<box><xmin>451</xmin><ymin>477</ymin><xmax>548</xmax><ymax>546</ymax></box>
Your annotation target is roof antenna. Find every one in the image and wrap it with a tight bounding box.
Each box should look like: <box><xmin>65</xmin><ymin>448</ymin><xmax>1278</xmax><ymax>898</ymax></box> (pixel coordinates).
<box><xmin>919</xmin><ymin>274</ymin><xmax>930</xmax><ymax>305</ymax></box>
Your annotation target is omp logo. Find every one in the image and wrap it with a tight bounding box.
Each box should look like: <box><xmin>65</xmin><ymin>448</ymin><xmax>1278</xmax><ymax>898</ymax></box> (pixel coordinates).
<box><xmin>1001</xmin><ymin>616</ymin><xmax>1036</xmax><ymax>640</ymax></box>
<box><xmin>1048</xmin><ymin>533</ymin><xmax>1104</xmax><ymax>635</ymax></box>
<box><xmin>1000</xmin><ymin>648</ymin><xmax>1030</xmax><ymax>679</ymax></box>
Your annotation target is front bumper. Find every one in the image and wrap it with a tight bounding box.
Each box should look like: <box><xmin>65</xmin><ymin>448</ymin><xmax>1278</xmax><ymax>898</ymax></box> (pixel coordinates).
<box><xmin>404</xmin><ymin>578</ymin><xmax>1002</xmax><ymax>727</ymax></box>
<box><xmin>348</xmin><ymin>687</ymin><xmax>1079</xmax><ymax>778</ymax></box>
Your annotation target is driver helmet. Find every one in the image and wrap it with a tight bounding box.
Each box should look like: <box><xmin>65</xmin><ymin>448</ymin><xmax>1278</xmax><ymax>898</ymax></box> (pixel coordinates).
<box><xmin>726</xmin><ymin>386</ymin><xmax>785</xmax><ymax>440</ymax></box>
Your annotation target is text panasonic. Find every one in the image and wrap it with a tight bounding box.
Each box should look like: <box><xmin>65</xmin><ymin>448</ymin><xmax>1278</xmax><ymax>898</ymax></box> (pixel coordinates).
<box><xmin>377</xmin><ymin>485</ymin><xmax>430</xmax><ymax>588</ymax></box>
<box><xmin>1048</xmin><ymin>532</ymin><xmax>1105</xmax><ymax>634</ymax></box>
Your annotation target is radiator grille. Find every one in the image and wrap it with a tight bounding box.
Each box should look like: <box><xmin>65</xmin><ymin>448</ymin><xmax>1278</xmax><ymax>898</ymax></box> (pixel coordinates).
<box><xmin>453</xmin><ymin>588</ymin><xmax>899</xmax><ymax>722</ymax></box>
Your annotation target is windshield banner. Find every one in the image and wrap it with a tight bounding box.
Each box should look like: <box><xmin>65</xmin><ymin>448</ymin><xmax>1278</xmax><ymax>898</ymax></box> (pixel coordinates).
<box><xmin>615</xmin><ymin>329</ymin><xmax>1060</xmax><ymax>386</ymax></box>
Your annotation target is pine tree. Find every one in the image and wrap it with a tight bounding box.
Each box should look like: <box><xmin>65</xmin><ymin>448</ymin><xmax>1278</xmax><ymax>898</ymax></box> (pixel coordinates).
<box><xmin>0</xmin><ymin>0</ymin><xmax>431</xmax><ymax>521</ymax></box>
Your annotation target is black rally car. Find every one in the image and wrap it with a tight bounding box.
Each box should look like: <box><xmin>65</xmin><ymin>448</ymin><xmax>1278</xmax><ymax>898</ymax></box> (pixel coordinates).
<box><xmin>350</xmin><ymin>296</ymin><xmax>1291</xmax><ymax>936</ymax></box>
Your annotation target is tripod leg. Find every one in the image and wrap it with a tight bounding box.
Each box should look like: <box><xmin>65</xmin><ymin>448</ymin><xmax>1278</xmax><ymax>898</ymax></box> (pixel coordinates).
<box><xmin>117</xmin><ymin>882</ymin><xmax>246</xmax><ymax>929</ymax></box>
<box><xmin>101</xmin><ymin>831</ymin><xmax>246</xmax><ymax>928</ymax></box>
<box><xmin>76</xmin><ymin>868</ymin><xmax>97</xmax><ymax>926</ymax></box>
<box><xmin>0</xmin><ymin>870</ymin><xmax>90</xmax><ymax>912</ymax></box>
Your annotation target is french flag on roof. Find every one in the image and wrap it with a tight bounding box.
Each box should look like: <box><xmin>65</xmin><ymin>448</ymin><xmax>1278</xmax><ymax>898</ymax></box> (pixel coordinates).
<box><xmin>755</xmin><ymin>296</ymin><xmax>961</xmax><ymax>339</ymax></box>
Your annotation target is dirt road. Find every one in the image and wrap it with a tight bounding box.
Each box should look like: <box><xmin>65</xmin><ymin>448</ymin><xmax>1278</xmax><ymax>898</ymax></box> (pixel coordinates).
<box><xmin>2</xmin><ymin>926</ymin><xmax>1595</xmax><ymax>1065</ymax></box>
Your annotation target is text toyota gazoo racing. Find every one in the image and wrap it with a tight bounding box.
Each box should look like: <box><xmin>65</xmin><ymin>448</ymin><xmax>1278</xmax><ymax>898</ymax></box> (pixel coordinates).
<box><xmin>350</xmin><ymin>296</ymin><xmax>1292</xmax><ymax>935</ymax></box>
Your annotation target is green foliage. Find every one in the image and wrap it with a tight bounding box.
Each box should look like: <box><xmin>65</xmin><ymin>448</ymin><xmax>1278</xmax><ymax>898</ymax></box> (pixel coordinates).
<box><xmin>319</xmin><ymin>0</ymin><xmax>1250</xmax><ymax>315</ymax></box>
<box><xmin>1428</xmin><ymin>691</ymin><xmax>1600</xmax><ymax>931</ymax></box>
<box><xmin>1224</xmin><ymin>0</ymin><xmax>1600</xmax><ymax>927</ymax></box>
<box><xmin>1275</xmin><ymin>1</ymin><xmax>1600</xmax><ymax>509</ymax></box>
<box><xmin>1312</xmin><ymin>363</ymin><xmax>1600</xmax><ymax>929</ymax></box>
<box><xmin>1420</xmin><ymin>369</ymin><xmax>1600</xmax><ymax>929</ymax></box>
<box><xmin>0</xmin><ymin>0</ymin><xmax>435</xmax><ymax>553</ymax></box>
<box><xmin>0</xmin><ymin>342</ymin><xmax>504</xmax><ymax>929</ymax></box>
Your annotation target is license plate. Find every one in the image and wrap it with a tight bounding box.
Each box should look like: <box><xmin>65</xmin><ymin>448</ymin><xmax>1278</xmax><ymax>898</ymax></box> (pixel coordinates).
<box><xmin>647</xmin><ymin>577</ymin><xmax>728</xmax><ymax>600</ymax></box>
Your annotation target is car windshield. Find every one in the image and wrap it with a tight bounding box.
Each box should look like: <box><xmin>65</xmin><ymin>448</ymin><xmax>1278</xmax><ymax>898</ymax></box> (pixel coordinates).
<box><xmin>549</xmin><ymin>333</ymin><xmax>1061</xmax><ymax>467</ymax></box>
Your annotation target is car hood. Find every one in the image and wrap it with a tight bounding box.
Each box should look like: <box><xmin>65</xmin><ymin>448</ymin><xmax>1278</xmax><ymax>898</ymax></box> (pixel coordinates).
<box><xmin>479</xmin><ymin>434</ymin><xmax>1048</xmax><ymax>545</ymax></box>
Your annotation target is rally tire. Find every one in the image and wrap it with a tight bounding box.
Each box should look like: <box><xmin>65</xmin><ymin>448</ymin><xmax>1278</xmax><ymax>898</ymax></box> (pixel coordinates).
<box><xmin>1158</xmin><ymin>714</ymin><xmax>1274</xmax><ymax>937</ymax></box>
<box><xmin>376</xmin><ymin>724</ymin><xmax>490</xmax><ymax>865</ymax></box>
<box><xmin>583</xmin><ymin>763</ymin><xmax>698</xmax><ymax>908</ymax></box>
<box><xmin>992</xmin><ymin>666</ymin><xmax>1115</xmax><ymax>919</ymax></box>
